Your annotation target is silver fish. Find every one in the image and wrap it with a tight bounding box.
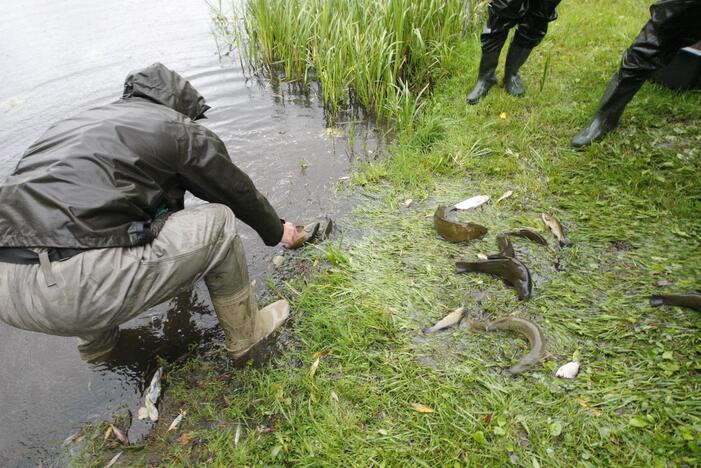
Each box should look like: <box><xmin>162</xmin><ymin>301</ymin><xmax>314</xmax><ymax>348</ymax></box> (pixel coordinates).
<box><xmin>423</xmin><ymin>307</ymin><xmax>465</xmax><ymax>333</ymax></box>
<box><xmin>454</xmin><ymin>195</ymin><xmax>490</xmax><ymax>210</ymax></box>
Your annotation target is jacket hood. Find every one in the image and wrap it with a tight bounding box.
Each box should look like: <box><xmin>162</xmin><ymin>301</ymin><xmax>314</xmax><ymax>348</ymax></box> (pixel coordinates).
<box><xmin>122</xmin><ymin>63</ymin><xmax>210</xmax><ymax>120</ymax></box>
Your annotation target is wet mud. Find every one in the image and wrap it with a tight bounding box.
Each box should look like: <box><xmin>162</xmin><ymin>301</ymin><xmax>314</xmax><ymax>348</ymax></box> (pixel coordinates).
<box><xmin>0</xmin><ymin>0</ymin><xmax>381</xmax><ymax>465</ymax></box>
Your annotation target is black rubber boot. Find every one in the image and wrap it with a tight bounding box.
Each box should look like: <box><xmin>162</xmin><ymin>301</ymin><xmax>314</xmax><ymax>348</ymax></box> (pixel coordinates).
<box><xmin>466</xmin><ymin>50</ymin><xmax>501</xmax><ymax>105</ymax></box>
<box><xmin>503</xmin><ymin>41</ymin><xmax>533</xmax><ymax>97</ymax></box>
<box><xmin>571</xmin><ymin>73</ymin><xmax>643</xmax><ymax>148</ymax></box>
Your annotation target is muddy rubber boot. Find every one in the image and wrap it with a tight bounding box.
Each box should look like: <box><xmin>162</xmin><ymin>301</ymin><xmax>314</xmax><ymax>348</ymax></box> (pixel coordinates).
<box><xmin>77</xmin><ymin>327</ymin><xmax>120</xmax><ymax>362</ymax></box>
<box><xmin>466</xmin><ymin>50</ymin><xmax>501</xmax><ymax>105</ymax></box>
<box><xmin>503</xmin><ymin>41</ymin><xmax>533</xmax><ymax>97</ymax></box>
<box><xmin>572</xmin><ymin>73</ymin><xmax>643</xmax><ymax>148</ymax></box>
<box><xmin>211</xmin><ymin>285</ymin><xmax>290</xmax><ymax>359</ymax></box>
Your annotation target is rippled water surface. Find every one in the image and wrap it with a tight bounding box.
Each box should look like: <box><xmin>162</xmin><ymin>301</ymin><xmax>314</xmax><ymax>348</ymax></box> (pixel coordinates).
<box><xmin>0</xmin><ymin>1</ymin><xmax>380</xmax><ymax>464</ymax></box>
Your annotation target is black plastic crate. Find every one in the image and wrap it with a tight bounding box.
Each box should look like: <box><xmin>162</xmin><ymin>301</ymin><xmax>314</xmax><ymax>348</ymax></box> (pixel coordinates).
<box><xmin>652</xmin><ymin>42</ymin><xmax>701</xmax><ymax>91</ymax></box>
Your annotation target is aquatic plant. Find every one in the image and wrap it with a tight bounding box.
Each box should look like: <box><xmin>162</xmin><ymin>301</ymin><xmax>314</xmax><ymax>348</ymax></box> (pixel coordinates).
<box><xmin>220</xmin><ymin>0</ymin><xmax>482</xmax><ymax>121</ymax></box>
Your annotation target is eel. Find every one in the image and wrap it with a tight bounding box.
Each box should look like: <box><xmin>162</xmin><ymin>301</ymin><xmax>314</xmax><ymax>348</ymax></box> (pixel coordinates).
<box><xmin>434</xmin><ymin>206</ymin><xmax>488</xmax><ymax>243</ymax></box>
<box><xmin>650</xmin><ymin>293</ymin><xmax>701</xmax><ymax>312</ymax></box>
<box><xmin>506</xmin><ymin>228</ymin><xmax>548</xmax><ymax>246</ymax></box>
<box><xmin>455</xmin><ymin>255</ymin><xmax>532</xmax><ymax>300</ymax></box>
<box><xmin>485</xmin><ymin>317</ymin><xmax>546</xmax><ymax>375</ymax></box>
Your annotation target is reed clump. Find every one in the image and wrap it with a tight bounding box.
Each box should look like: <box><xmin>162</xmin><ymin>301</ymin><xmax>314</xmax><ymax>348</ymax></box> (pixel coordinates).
<box><xmin>228</xmin><ymin>0</ymin><xmax>480</xmax><ymax>122</ymax></box>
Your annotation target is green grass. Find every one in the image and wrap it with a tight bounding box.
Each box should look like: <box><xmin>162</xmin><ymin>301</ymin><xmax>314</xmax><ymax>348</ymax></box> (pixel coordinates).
<box><xmin>74</xmin><ymin>0</ymin><xmax>700</xmax><ymax>466</ymax></box>
<box><xmin>218</xmin><ymin>0</ymin><xmax>476</xmax><ymax>122</ymax></box>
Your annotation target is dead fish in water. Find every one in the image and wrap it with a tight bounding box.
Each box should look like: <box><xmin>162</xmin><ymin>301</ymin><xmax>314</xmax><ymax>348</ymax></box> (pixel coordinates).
<box><xmin>434</xmin><ymin>206</ymin><xmax>488</xmax><ymax>243</ymax></box>
<box><xmin>495</xmin><ymin>233</ymin><xmax>515</xmax><ymax>258</ymax></box>
<box><xmin>455</xmin><ymin>256</ymin><xmax>532</xmax><ymax>300</ymax></box>
<box><xmin>486</xmin><ymin>317</ymin><xmax>546</xmax><ymax>375</ymax></box>
<box><xmin>506</xmin><ymin>228</ymin><xmax>548</xmax><ymax>246</ymax></box>
<box><xmin>454</xmin><ymin>195</ymin><xmax>490</xmax><ymax>210</ymax></box>
<box><xmin>289</xmin><ymin>222</ymin><xmax>321</xmax><ymax>249</ymax></box>
<box><xmin>110</xmin><ymin>424</ymin><xmax>129</xmax><ymax>446</ymax></box>
<box><xmin>423</xmin><ymin>307</ymin><xmax>465</xmax><ymax>333</ymax></box>
<box><xmin>541</xmin><ymin>214</ymin><xmax>572</xmax><ymax>247</ymax></box>
<box><xmin>650</xmin><ymin>293</ymin><xmax>701</xmax><ymax>312</ymax></box>
<box><xmin>144</xmin><ymin>367</ymin><xmax>163</xmax><ymax>422</ymax></box>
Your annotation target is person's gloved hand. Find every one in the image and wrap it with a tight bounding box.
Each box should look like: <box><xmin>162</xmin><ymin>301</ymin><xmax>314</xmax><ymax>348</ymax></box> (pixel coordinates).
<box><xmin>281</xmin><ymin>221</ymin><xmax>299</xmax><ymax>249</ymax></box>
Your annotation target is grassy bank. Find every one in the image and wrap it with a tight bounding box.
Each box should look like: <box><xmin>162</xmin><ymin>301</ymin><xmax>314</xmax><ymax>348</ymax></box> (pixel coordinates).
<box><xmin>76</xmin><ymin>0</ymin><xmax>700</xmax><ymax>465</ymax></box>
<box><xmin>222</xmin><ymin>0</ymin><xmax>473</xmax><ymax>121</ymax></box>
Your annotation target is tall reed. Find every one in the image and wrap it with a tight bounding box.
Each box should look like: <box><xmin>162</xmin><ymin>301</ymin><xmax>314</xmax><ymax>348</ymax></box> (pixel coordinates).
<box><xmin>224</xmin><ymin>0</ymin><xmax>482</xmax><ymax>122</ymax></box>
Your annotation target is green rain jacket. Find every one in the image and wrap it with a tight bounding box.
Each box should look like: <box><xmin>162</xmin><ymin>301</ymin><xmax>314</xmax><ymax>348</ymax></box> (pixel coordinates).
<box><xmin>0</xmin><ymin>63</ymin><xmax>283</xmax><ymax>248</ymax></box>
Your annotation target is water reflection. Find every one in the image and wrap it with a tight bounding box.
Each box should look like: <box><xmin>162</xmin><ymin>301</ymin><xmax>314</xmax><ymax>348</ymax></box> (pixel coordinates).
<box><xmin>88</xmin><ymin>290</ymin><xmax>218</xmax><ymax>378</ymax></box>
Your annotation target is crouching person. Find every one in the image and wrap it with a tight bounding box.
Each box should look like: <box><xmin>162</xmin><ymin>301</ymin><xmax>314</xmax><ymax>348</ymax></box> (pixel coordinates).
<box><xmin>0</xmin><ymin>63</ymin><xmax>300</xmax><ymax>361</ymax></box>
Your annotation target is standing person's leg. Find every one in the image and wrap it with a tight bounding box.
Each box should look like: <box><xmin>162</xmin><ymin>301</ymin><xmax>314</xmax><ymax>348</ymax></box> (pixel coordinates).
<box><xmin>503</xmin><ymin>0</ymin><xmax>561</xmax><ymax>96</ymax></box>
<box><xmin>572</xmin><ymin>0</ymin><xmax>701</xmax><ymax>147</ymax></box>
<box><xmin>467</xmin><ymin>0</ymin><xmax>525</xmax><ymax>104</ymax></box>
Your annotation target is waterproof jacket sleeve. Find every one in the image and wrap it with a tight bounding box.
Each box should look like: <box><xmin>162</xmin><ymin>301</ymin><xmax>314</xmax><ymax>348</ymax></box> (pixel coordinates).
<box><xmin>174</xmin><ymin>121</ymin><xmax>283</xmax><ymax>246</ymax></box>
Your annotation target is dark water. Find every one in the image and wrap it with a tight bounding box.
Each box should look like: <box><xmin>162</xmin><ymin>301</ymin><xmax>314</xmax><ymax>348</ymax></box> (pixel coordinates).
<box><xmin>0</xmin><ymin>1</ymin><xmax>380</xmax><ymax>465</ymax></box>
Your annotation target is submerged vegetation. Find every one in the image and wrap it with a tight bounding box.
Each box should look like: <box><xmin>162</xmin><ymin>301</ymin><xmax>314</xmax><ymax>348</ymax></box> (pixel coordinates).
<box><xmin>75</xmin><ymin>0</ymin><xmax>700</xmax><ymax>465</ymax></box>
<box><xmin>214</xmin><ymin>0</ymin><xmax>483</xmax><ymax>122</ymax></box>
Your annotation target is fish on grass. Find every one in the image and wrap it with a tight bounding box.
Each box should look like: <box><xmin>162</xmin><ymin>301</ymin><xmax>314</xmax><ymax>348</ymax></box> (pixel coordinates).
<box><xmin>541</xmin><ymin>213</ymin><xmax>572</xmax><ymax>247</ymax></box>
<box><xmin>484</xmin><ymin>317</ymin><xmax>546</xmax><ymax>375</ymax></box>
<box><xmin>506</xmin><ymin>228</ymin><xmax>548</xmax><ymax>246</ymax></box>
<box><xmin>454</xmin><ymin>195</ymin><xmax>490</xmax><ymax>210</ymax></box>
<box><xmin>496</xmin><ymin>233</ymin><xmax>515</xmax><ymax>258</ymax></box>
<box><xmin>650</xmin><ymin>292</ymin><xmax>701</xmax><ymax>312</ymax></box>
<box><xmin>423</xmin><ymin>307</ymin><xmax>465</xmax><ymax>333</ymax></box>
<box><xmin>455</xmin><ymin>256</ymin><xmax>532</xmax><ymax>300</ymax></box>
<box><xmin>434</xmin><ymin>206</ymin><xmax>488</xmax><ymax>243</ymax></box>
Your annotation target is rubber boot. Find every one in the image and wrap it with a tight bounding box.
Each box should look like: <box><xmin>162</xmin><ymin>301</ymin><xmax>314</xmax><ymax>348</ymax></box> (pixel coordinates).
<box><xmin>77</xmin><ymin>326</ymin><xmax>120</xmax><ymax>362</ymax></box>
<box><xmin>211</xmin><ymin>284</ymin><xmax>290</xmax><ymax>359</ymax></box>
<box><xmin>572</xmin><ymin>73</ymin><xmax>643</xmax><ymax>148</ymax></box>
<box><xmin>503</xmin><ymin>41</ymin><xmax>533</xmax><ymax>97</ymax></box>
<box><xmin>467</xmin><ymin>50</ymin><xmax>501</xmax><ymax>105</ymax></box>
